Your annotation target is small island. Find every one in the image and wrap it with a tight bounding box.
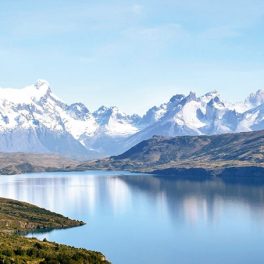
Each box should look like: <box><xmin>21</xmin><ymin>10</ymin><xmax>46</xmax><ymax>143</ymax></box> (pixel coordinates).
<box><xmin>0</xmin><ymin>197</ymin><xmax>109</xmax><ymax>263</ymax></box>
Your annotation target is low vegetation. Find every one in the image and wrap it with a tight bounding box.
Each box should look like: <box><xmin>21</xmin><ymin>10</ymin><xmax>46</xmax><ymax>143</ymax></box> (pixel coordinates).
<box><xmin>0</xmin><ymin>198</ymin><xmax>110</xmax><ymax>263</ymax></box>
<box><xmin>0</xmin><ymin>233</ymin><xmax>108</xmax><ymax>264</ymax></box>
<box><xmin>0</xmin><ymin>198</ymin><xmax>84</xmax><ymax>234</ymax></box>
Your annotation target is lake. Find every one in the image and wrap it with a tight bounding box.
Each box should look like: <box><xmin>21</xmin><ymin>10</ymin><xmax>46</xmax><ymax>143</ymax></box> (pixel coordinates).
<box><xmin>1</xmin><ymin>171</ymin><xmax>264</xmax><ymax>264</ymax></box>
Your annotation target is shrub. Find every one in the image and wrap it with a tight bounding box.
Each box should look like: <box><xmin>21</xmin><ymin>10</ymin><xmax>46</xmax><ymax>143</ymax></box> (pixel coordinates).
<box><xmin>1</xmin><ymin>249</ymin><xmax>13</xmax><ymax>257</ymax></box>
<box><xmin>34</xmin><ymin>242</ymin><xmax>43</xmax><ymax>250</ymax></box>
<box><xmin>14</xmin><ymin>247</ymin><xmax>25</xmax><ymax>256</ymax></box>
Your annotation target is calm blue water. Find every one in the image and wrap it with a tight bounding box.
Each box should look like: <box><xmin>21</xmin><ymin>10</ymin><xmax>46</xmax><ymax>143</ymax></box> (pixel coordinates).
<box><xmin>1</xmin><ymin>171</ymin><xmax>264</xmax><ymax>264</ymax></box>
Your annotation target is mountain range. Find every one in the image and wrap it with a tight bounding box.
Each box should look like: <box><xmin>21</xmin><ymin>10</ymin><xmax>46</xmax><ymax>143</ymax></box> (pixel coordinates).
<box><xmin>1</xmin><ymin>80</ymin><xmax>264</xmax><ymax>159</ymax></box>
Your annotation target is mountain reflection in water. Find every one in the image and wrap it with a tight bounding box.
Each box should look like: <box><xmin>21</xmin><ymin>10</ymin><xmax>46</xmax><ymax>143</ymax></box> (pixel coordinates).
<box><xmin>0</xmin><ymin>171</ymin><xmax>264</xmax><ymax>264</ymax></box>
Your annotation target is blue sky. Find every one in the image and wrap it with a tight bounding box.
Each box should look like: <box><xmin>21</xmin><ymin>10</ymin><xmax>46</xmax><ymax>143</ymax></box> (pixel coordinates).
<box><xmin>0</xmin><ymin>0</ymin><xmax>264</xmax><ymax>114</ymax></box>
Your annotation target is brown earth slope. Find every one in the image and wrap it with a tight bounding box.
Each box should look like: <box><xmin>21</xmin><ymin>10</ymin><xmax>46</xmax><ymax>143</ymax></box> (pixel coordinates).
<box><xmin>77</xmin><ymin>130</ymin><xmax>264</xmax><ymax>177</ymax></box>
<box><xmin>0</xmin><ymin>153</ymin><xmax>78</xmax><ymax>175</ymax></box>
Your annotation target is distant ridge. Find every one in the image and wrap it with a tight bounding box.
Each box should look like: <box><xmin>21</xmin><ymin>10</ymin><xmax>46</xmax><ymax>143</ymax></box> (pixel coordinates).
<box><xmin>1</xmin><ymin>130</ymin><xmax>264</xmax><ymax>177</ymax></box>
<box><xmin>78</xmin><ymin>130</ymin><xmax>264</xmax><ymax>177</ymax></box>
<box><xmin>0</xmin><ymin>153</ymin><xmax>78</xmax><ymax>175</ymax></box>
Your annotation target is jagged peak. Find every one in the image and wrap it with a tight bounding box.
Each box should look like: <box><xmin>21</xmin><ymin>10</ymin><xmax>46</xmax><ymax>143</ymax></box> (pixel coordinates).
<box><xmin>68</xmin><ymin>102</ymin><xmax>89</xmax><ymax>114</ymax></box>
<box><xmin>93</xmin><ymin>106</ymin><xmax>131</xmax><ymax>125</ymax></box>
<box><xmin>246</xmin><ymin>89</ymin><xmax>264</xmax><ymax>106</ymax></box>
<box><xmin>204</xmin><ymin>90</ymin><xmax>219</xmax><ymax>98</ymax></box>
<box><xmin>0</xmin><ymin>80</ymin><xmax>54</xmax><ymax>104</ymax></box>
<box><xmin>176</xmin><ymin>91</ymin><xmax>196</xmax><ymax>105</ymax></box>
<box><xmin>200</xmin><ymin>90</ymin><xmax>222</xmax><ymax>105</ymax></box>
<box><xmin>207</xmin><ymin>97</ymin><xmax>225</xmax><ymax>108</ymax></box>
<box><xmin>205</xmin><ymin>90</ymin><xmax>219</xmax><ymax>97</ymax></box>
<box><xmin>109</xmin><ymin>106</ymin><xmax>119</xmax><ymax>112</ymax></box>
<box><xmin>94</xmin><ymin>105</ymin><xmax>120</xmax><ymax>115</ymax></box>
<box><xmin>67</xmin><ymin>102</ymin><xmax>90</xmax><ymax>120</ymax></box>
<box><xmin>187</xmin><ymin>91</ymin><xmax>197</xmax><ymax>100</ymax></box>
<box><xmin>94</xmin><ymin>105</ymin><xmax>107</xmax><ymax>112</ymax></box>
<box><xmin>35</xmin><ymin>79</ymin><xmax>50</xmax><ymax>89</ymax></box>
<box><xmin>32</xmin><ymin>79</ymin><xmax>52</xmax><ymax>98</ymax></box>
<box><xmin>169</xmin><ymin>94</ymin><xmax>185</xmax><ymax>104</ymax></box>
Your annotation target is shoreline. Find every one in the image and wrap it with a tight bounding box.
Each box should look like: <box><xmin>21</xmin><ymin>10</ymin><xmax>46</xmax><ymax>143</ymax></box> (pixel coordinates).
<box><xmin>0</xmin><ymin>197</ymin><xmax>110</xmax><ymax>263</ymax></box>
<box><xmin>1</xmin><ymin>164</ymin><xmax>264</xmax><ymax>178</ymax></box>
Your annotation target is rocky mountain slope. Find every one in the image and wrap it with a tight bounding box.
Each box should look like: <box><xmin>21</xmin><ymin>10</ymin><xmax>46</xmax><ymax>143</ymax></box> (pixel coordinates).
<box><xmin>79</xmin><ymin>130</ymin><xmax>264</xmax><ymax>177</ymax></box>
<box><xmin>1</xmin><ymin>130</ymin><xmax>264</xmax><ymax>177</ymax></box>
<box><xmin>1</xmin><ymin>80</ymin><xmax>264</xmax><ymax>159</ymax></box>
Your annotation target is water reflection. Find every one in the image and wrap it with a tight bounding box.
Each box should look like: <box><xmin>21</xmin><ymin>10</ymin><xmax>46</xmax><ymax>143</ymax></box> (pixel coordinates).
<box><xmin>120</xmin><ymin>175</ymin><xmax>264</xmax><ymax>225</ymax></box>
<box><xmin>0</xmin><ymin>173</ymin><xmax>132</xmax><ymax>218</ymax></box>
<box><xmin>1</xmin><ymin>173</ymin><xmax>264</xmax><ymax>225</ymax></box>
<box><xmin>1</xmin><ymin>172</ymin><xmax>264</xmax><ymax>264</ymax></box>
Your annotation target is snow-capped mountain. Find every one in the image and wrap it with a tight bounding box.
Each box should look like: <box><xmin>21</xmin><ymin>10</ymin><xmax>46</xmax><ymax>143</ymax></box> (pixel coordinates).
<box><xmin>124</xmin><ymin>90</ymin><xmax>264</xmax><ymax>150</ymax></box>
<box><xmin>0</xmin><ymin>80</ymin><xmax>94</xmax><ymax>159</ymax></box>
<box><xmin>0</xmin><ymin>80</ymin><xmax>140</xmax><ymax>159</ymax></box>
<box><xmin>0</xmin><ymin>80</ymin><xmax>264</xmax><ymax>159</ymax></box>
<box><xmin>80</xmin><ymin>106</ymin><xmax>141</xmax><ymax>155</ymax></box>
<box><xmin>93</xmin><ymin>106</ymin><xmax>140</xmax><ymax>136</ymax></box>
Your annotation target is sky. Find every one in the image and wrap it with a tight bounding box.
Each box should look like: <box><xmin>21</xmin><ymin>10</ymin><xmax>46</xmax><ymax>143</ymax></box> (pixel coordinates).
<box><xmin>0</xmin><ymin>0</ymin><xmax>264</xmax><ymax>114</ymax></box>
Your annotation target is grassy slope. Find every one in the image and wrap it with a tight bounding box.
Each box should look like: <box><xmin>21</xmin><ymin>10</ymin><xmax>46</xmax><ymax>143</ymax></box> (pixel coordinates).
<box><xmin>0</xmin><ymin>234</ymin><xmax>108</xmax><ymax>264</ymax></box>
<box><xmin>0</xmin><ymin>198</ymin><xmax>84</xmax><ymax>234</ymax></box>
<box><xmin>0</xmin><ymin>198</ymin><xmax>109</xmax><ymax>264</ymax></box>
